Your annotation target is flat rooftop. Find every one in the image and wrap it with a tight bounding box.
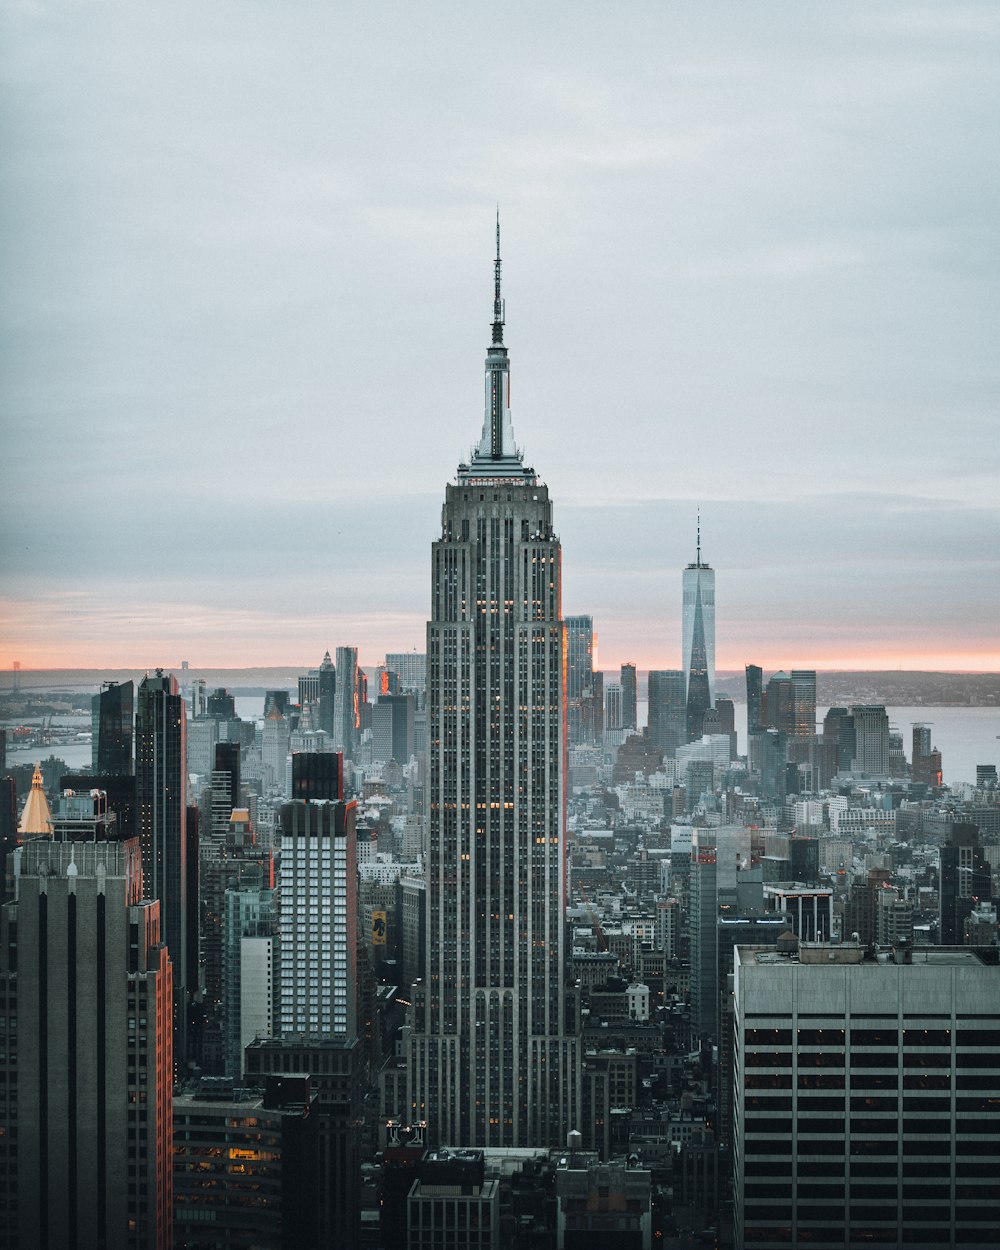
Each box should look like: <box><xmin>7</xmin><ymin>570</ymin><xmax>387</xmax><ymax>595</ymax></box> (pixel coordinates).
<box><xmin>738</xmin><ymin>943</ymin><xmax>993</xmax><ymax>968</ymax></box>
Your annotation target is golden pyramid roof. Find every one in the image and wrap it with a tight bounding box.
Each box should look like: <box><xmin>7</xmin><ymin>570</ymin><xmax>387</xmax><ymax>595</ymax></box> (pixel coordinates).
<box><xmin>18</xmin><ymin>763</ymin><xmax>52</xmax><ymax>837</ymax></box>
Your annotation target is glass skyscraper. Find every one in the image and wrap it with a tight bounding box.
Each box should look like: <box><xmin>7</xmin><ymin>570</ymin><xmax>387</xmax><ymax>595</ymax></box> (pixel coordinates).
<box><xmin>682</xmin><ymin>524</ymin><xmax>715</xmax><ymax>741</ymax></box>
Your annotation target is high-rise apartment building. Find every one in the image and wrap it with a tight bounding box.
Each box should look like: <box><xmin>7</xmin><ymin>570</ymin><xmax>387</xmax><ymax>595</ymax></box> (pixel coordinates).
<box><xmin>277</xmin><ymin>799</ymin><xmax>358</xmax><ymax>1037</ymax></box>
<box><xmin>0</xmin><ymin>830</ymin><xmax>173</xmax><ymax>1249</ymax></box>
<box><xmin>682</xmin><ymin>522</ymin><xmax>715</xmax><ymax>742</ymax></box>
<box><xmin>408</xmin><ymin>227</ymin><xmax>580</xmax><ymax>1148</ymax></box>
<box><xmin>135</xmin><ymin>670</ymin><xmax>190</xmax><ymax>1053</ymax></box>
<box><xmin>734</xmin><ymin>942</ymin><xmax>1000</xmax><ymax>1249</ymax></box>
<box><xmin>92</xmin><ymin>679</ymin><xmax>134</xmax><ymax>774</ymax></box>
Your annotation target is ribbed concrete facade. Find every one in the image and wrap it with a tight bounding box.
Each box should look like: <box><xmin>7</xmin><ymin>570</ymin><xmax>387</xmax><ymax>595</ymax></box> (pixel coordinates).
<box><xmin>408</xmin><ymin>229</ymin><xmax>580</xmax><ymax>1148</ymax></box>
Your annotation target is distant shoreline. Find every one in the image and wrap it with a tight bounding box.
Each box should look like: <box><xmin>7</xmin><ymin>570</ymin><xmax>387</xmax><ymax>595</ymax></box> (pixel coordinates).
<box><xmin>1</xmin><ymin>668</ymin><xmax>998</xmax><ymax>709</ymax></box>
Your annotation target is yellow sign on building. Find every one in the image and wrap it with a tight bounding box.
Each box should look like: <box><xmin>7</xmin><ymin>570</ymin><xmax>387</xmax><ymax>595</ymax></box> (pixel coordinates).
<box><xmin>372</xmin><ymin>910</ymin><xmax>387</xmax><ymax>945</ymax></box>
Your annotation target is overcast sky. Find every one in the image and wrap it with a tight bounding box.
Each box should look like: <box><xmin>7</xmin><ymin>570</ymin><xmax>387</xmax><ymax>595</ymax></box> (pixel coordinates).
<box><xmin>2</xmin><ymin>2</ymin><xmax>998</xmax><ymax>672</ymax></box>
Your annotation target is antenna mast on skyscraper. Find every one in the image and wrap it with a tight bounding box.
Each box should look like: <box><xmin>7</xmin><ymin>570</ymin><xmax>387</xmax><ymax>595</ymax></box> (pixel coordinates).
<box><xmin>492</xmin><ymin>208</ymin><xmax>505</xmax><ymax>346</ymax></box>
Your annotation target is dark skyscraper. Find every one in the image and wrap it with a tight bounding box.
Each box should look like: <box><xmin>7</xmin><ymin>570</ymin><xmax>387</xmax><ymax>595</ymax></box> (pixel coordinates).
<box><xmin>334</xmin><ymin>645</ymin><xmax>359</xmax><ymax>756</ymax></box>
<box><xmin>565</xmin><ymin>615</ymin><xmax>600</xmax><ymax>745</ymax></box>
<box><xmin>1</xmin><ymin>832</ymin><xmax>173</xmax><ymax>1249</ymax></box>
<box><xmin>291</xmin><ymin>750</ymin><xmax>344</xmax><ymax>802</ymax></box>
<box><xmin>790</xmin><ymin>669</ymin><xmax>817</xmax><ymax>738</ymax></box>
<box><xmin>136</xmin><ymin>670</ymin><xmax>189</xmax><ymax>1057</ymax></box>
<box><xmin>620</xmin><ymin>662</ymin><xmax>637</xmax><ymax>731</ymax></box>
<box><xmin>318</xmin><ymin>649</ymin><xmax>336</xmax><ymax>735</ymax></box>
<box><xmin>683</xmin><ymin>520</ymin><xmax>715</xmax><ymax>742</ymax></box>
<box><xmin>409</xmin><ymin>225</ymin><xmax>579</xmax><ymax>1148</ymax></box>
<box><xmin>939</xmin><ymin>823</ymin><xmax>992</xmax><ymax>944</ymax></box>
<box><xmin>745</xmin><ymin>664</ymin><xmax>763</xmax><ymax>734</ymax></box>
<box><xmin>207</xmin><ymin>687</ymin><xmax>236</xmax><ymax>720</ymax></box>
<box><xmin>647</xmin><ymin>669</ymin><xmax>686</xmax><ymax>757</ymax></box>
<box><xmin>92</xmin><ymin>679</ymin><xmax>134</xmax><ymax>774</ymax></box>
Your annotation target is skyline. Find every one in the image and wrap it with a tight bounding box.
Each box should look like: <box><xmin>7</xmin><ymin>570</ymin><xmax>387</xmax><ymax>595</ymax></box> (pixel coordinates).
<box><xmin>3</xmin><ymin>3</ymin><xmax>999</xmax><ymax>672</ymax></box>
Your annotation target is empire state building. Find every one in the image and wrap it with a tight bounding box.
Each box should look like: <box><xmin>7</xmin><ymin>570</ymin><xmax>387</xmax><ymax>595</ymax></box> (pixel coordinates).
<box><xmin>408</xmin><ymin>226</ymin><xmax>580</xmax><ymax>1147</ymax></box>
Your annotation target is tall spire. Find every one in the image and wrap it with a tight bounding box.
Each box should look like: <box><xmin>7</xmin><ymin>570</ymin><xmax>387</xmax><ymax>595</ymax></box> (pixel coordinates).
<box><xmin>492</xmin><ymin>209</ymin><xmax>505</xmax><ymax>346</ymax></box>
<box><xmin>464</xmin><ymin>213</ymin><xmax>525</xmax><ymax>477</ymax></box>
<box><xmin>697</xmin><ymin>508</ymin><xmax>701</xmax><ymax>566</ymax></box>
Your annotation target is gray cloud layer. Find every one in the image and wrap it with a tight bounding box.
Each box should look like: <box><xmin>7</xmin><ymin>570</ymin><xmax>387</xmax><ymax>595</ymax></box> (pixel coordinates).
<box><xmin>2</xmin><ymin>3</ymin><xmax>998</xmax><ymax>666</ymax></box>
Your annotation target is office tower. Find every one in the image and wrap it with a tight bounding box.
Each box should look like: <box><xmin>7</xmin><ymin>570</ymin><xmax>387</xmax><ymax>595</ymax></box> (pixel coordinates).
<box><xmin>298</xmin><ymin>665</ymin><xmax>320</xmax><ymax>705</ymax></box>
<box><xmin>135</xmin><ymin>669</ymin><xmax>189</xmax><ymax>1067</ymax></box>
<box><xmin>245</xmin><ymin>1038</ymin><xmax>362</xmax><ymax>1249</ymax></box>
<box><xmin>173</xmin><ymin>1076</ymin><xmax>319</xmax><ymax>1247</ymax></box>
<box><xmin>135</xmin><ymin>671</ymin><xmax>187</xmax><ymax>969</ymax></box>
<box><xmin>683</xmin><ymin>520</ymin><xmax>715</xmax><ymax>742</ymax></box>
<box><xmin>372</xmin><ymin>692</ymin><xmax>416</xmax><ymax>764</ymax></box>
<box><xmin>647</xmin><ymin>669</ymin><xmax>686</xmax><ymax>757</ymax></box>
<box><xmin>214</xmin><ymin>740</ymin><xmax>241</xmax><ymax>815</ymax></box>
<box><xmin>277</xmin><ymin>799</ymin><xmax>357</xmax><ymax>1036</ymax></box>
<box><xmin>620</xmin><ymin>662</ymin><xmax>637</xmax><ymax>731</ymax></box>
<box><xmin>0</xmin><ymin>832</ymin><xmax>173</xmax><ymax>1249</ymax></box>
<box><xmin>92</xmin><ymin>679</ymin><xmax>134</xmax><ymax>774</ymax></box>
<box><xmin>604</xmin><ymin>682</ymin><xmax>624</xmax><ymax>731</ymax></box>
<box><xmin>912</xmin><ymin>722</ymin><xmax>942</xmax><ymax>786</ymax></box>
<box><xmin>0</xmin><ymin>727</ymin><xmax>5</xmax><ymax>774</ymax></box>
<box><xmin>318</xmin><ymin>649</ymin><xmax>337</xmax><ymax>735</ymax></box>
<box><xmin>185</xmin><ymin>713</ymin><xmax>218</xmax><ymax>776</ymax></box>
<box><xmin>789</xmin><ymin>669</ymin><xmax>816</xmax><ymax>738</ymax></box>
<box><xmin>763</xmin><ymin>670</ymin><xmax>794</xmax><ymax>734</ymax></box>
<box><xmin>850</xmin><ymin>704</ymin><xmax>890</xmax><ymax>775</ymax></box>
<box><xmin>0</xmin><ymin>777</ymin><xmax>15</xmax><ymax>902</ymax></box>
<box><xmin>262</xmin><ymin>705</ymin><xmax>290</xmax><ymax>794</ymax></box>
<box><xmin>745</xmin><ymin>664</ymin><xmax>763</xmax><ymax>734</ymax></box>
<box><xmin>386</xmin><ymin>651</ymin><xmax>427</xmax><ymax>694</ymax></box>
<box><xmin>939</xmin><ymin>822</ymin><xmax>992</xmax><ymax>944</ymax></box>
<box><xmin>334</xmin><ymin>645</ymin><xmax>359</xmax><ymax>755</ymax></box>
<box><xmin>407</xmin><ymin>1149</ymin><xmax>500</xmax><ymax>1248</ymax></box>
<box><xmin>207</xmin><ymin>687</ymin><xmax>236</xmax><ymax>720</ymax></box>
<box><xmin>223</xmin><ymin>863</ymin><xmax>278</xmax><ymax>1077</ymax></box>
<box><xmin>757</xmin><ymin>728</ymin><xmax>788</xmax><ymax>802</ymax></box>
<box><xmin>409</xmin><ymin>226</ymin><xmax>579</xmax><ymax>1149</ymax></box>
<box><xmin>292</xmin><ymin>750</ymin><xmax>344</xmax><ymax>802</ymax></box>
<box><xmin>734</xmin><ymin>943</ymin><xmax>1000</xmax><ymax>1249</ymax></box>
<box><xmin>200</xmin><ymin>807</ymin><xmax>270</xmax><ymax>1075</ymax></box>
<box><xmin>191</xmin><ymin>677</ymin><xmax>207</xmax><ymax>718</ymax></box>
<box><xmin>566</xmin><ymin>615</ymin><xmax>599</xmax><ymax>746</ymax></box>
<box><xmin>715</xmin><ymin>696</ymin><xmax>737</xmax><ymax>759</ymax></box>
<box><xmin>822</xmin><ymin>705</ymin><xmax>854</xmax><ymax>774</ymax></box>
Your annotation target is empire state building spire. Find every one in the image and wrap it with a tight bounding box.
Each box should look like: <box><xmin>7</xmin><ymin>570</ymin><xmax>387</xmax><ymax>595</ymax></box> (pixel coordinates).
<box><xmin>468</xmin><ymin>215</ymin><xmax>522</xmax><ymax>473</ymax></box>
<box><xmin>410</xmin><ymin>230</ymin><xmax>581</xmax><ymax>1150</ymax></box>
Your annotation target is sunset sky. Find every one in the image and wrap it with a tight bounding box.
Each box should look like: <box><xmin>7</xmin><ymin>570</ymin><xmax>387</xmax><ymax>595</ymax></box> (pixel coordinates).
<box><xmin>3</xmin><ymin>4</ymin><xmax>998</xmax><ymax>673</ymax></box>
